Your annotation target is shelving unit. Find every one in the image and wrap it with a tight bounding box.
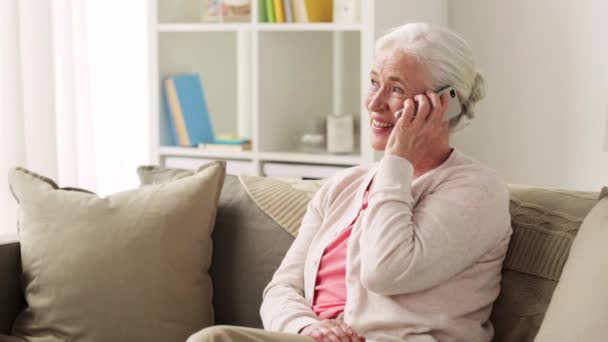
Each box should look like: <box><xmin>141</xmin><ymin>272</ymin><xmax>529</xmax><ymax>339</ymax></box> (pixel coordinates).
<box><xmin>149</xmin><ymin>0</ymin><xmax>448</xmax><ymax>178</ymax></box>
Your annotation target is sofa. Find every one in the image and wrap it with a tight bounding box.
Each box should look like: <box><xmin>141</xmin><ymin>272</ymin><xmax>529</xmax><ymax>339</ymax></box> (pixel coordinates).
<box><xmin>0</xmin><ymin>174</ymin><xmax>604</xmax><ymax>341</ymax></box>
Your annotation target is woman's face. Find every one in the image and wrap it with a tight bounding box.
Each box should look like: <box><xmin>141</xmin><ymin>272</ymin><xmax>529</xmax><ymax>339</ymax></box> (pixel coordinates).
<box><xmin>365</xmin><ymin>47</ymin><xmax>428</xmax><ymax>151</ymax></box>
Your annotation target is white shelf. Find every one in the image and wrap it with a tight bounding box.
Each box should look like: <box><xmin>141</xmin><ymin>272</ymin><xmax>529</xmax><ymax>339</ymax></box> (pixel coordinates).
<box><xmin>255</xmin><ymin>23</ymin><xmax>362</xmax><ymax>31</ymax></box>
<box><xmin>258</xmin><ymin>151</ymin><xmax>361</xmax><ymax>166</ymax></box>
<box><xmin>151</xmin><ymin>0</ymin><xmax>449</xmax><ymax>177</ymax></box>
<box><xmin>159</xmin><ymin>146</ymin><xmax>361</xmax><ymax>166</ymax></box>
<box><xmin>158</xmin><ymin>23</ymin><xmax>250</xmax><ymax>32</ymax></box>
<box><xmin>159</xmin><ymin>146</ymin><xmax>254</xmax><ymax>160</ymax></box>
<box><xmin>157</xmin><ymin>23</ymin><xmax>362</xmax><ymax>32</ymax></box>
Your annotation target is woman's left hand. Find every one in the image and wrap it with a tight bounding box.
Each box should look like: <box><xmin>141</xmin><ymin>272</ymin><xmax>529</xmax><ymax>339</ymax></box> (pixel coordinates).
<box><xmin>385</xmin><ymin>91</ymin><xmax>449</xmax><ymax>164</ymax></box>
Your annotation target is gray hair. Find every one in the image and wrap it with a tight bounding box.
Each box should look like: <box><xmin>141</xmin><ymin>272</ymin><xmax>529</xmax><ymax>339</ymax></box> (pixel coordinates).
<box><xmin>376</xmin><ymin>23</ymin><xmax>485</xmax><ymax>131</ymax></box>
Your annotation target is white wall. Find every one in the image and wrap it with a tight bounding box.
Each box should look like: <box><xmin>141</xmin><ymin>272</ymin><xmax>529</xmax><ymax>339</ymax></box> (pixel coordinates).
<box><xmin>448</xmin><ymin>0</ymin><xmax>608</xmax><ymax>191</ymax></box>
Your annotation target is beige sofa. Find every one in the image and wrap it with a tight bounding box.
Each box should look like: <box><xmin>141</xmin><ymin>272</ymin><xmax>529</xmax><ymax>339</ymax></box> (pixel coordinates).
<box><xmin>0</xmin><ymin>175</ymin><xmax>602</xmax><ymax>341</ymax></box>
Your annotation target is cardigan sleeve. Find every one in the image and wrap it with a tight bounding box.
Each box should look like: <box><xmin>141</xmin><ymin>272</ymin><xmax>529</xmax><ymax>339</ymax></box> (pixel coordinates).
<box><xmin>260</xmin><ymin>180</ymin><xmax>331</xmax><ymax>333</ymax></box>
<box><xmin>359</xmin><ymin>155</ymin><xmax>511</xmax><ymax>296</ymax></box>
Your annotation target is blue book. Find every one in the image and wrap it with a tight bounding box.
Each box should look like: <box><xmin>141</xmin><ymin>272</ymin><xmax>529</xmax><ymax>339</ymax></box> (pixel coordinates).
<box><xmin>164</xmin><ymin>74</ymin><xmax>215</xmax><ymax>147</ymax></box>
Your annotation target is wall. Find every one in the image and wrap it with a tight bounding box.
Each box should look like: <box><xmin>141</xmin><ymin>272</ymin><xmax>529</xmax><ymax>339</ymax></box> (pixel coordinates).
<box><xmin>448</xmin><ymin>0</ymin><xmax>608</xmax><ymax>191</ymax></box>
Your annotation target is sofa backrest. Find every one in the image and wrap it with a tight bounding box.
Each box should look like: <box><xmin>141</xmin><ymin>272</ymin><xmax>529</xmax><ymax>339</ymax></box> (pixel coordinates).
<box><xmin>209</xmin><ymin>175</ymin><xmax>294</xmax><ymax>328</ymax></box>
<box><xmin>491</xmin><ymin>186</ymin><xmax>598</xmax><ymax>342</ymax></box>
<box><xmin>210</xmin><ymin>176</ymin><xmax>600</xmax><ymax>342</ymax></box>
<box><xmin>2</xmin><ymin>175</ymin><xmax>600</xmax><ymax>339</ymax></box>
<box><xmin>0</xmin><ymin>240</ymin><xmax>24</xmax><ymax>335</ymax></box>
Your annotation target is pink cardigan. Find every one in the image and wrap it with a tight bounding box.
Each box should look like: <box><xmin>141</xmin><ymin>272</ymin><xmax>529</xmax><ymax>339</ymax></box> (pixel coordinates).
<box><xmin>261</xmin><ymin>150</ymin><xmax>512</xmax><ymax>342</ymax></box>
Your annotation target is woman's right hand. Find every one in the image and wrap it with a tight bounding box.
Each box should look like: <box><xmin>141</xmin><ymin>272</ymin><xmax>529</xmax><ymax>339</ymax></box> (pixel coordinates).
<box><xmin>300</xmin><ymin>319</ymin><xmax>365</xmax><ymax>342</ymax></box>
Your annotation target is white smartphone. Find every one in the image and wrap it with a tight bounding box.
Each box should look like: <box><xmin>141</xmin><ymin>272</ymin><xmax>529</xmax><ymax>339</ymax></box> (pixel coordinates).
<box><xmin>394</xmin><ymin>86</ymin><xmax>462</xmax><ymax>122</ymax></box>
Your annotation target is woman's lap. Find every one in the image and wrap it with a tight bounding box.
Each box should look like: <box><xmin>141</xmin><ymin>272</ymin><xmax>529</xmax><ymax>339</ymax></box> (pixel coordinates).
<box><xmin>186</xmin><ymin>325</ymin><xmax>315</xmax><ymax>342</ymax></box>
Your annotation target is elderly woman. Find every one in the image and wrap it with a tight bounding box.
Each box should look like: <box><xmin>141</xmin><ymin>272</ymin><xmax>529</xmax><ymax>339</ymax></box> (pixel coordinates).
<box><xmin>188</xmin><ymin>22</ymin><xmax>512</xmax><ymax>342</ymax></box>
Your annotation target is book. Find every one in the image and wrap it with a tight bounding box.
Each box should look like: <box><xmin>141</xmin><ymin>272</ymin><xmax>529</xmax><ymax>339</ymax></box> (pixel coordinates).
<box><xmin>214</xmin><ymin>138</ymin><xmax>251</xmax><ymax>145</ymax></box>
<box><xmin>304</xmin><ymin>0</ymin><xmax>332</xmax><ymax>22</ymax></box>
<box><xmin>265</xmin><ymin>0</ymin><xmax>275</xmax><ymax>22</ymax></box>
<box><xmin>162</xmin><ymin>85</ymin><xmax>178</xmax><ymax>146</ymax></box>
<box><xmin>259</xmin><ymin>0</ymin><xmax>267</xmax><ymax>23</ymax></box>
<box><xmin>273</xmin><ymin>0</ymin><xmax>285</xmax><ymax>22</ymax></box>
<box><xmin>198</xmin><ymin>142</ymin><xmax>252</xmax><ymax>152</ymax></box>
<box><xmin>292</xmin><ymin>0</ymin><xmax>308</xmax><ymax>22</ymax></box>
<box><xmin>283</xmin><ymin>0</ymin><xmax>294</xmax><ymax>22</ymax></box>
<box><xmin>164</xmin><ymin>74</ymin><xmax>215</xmax><ymax>147</ymax></box>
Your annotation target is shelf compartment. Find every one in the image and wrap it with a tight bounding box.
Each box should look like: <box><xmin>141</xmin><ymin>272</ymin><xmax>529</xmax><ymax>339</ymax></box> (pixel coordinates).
<box><xmin>257</xmin><ymin>30</ymin><xmax>361</xmax><ymax>154</ymax></box>
<box><xmin>159</xmin><ymin>146</ymin><xmax>254</xmax><ymax>161</ymax></box>
<box><xmin>159</xmin><ymin>31</ymin><xmax>250</xmax><ymax>146</ymax></box>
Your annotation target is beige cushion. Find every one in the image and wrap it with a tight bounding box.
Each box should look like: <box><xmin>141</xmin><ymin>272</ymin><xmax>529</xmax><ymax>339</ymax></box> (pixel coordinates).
<box><xmin>491</xmin><ymin>186</ymin><xmax>599</xmax><ymax>342</ymax></box>
<box><xmin>534</xmin><ymin>193</ymin><xmax>608</xmax><ymax>341</ymax></box>
<box><xmin>5</xmin><ymin>162</ymin><xmax>225</xmax><ymax>342</ymax></box>
<box><xmin>137</xmin><ymin>170</ymin><xmax>305</xmax><ymax>329</ymax></box>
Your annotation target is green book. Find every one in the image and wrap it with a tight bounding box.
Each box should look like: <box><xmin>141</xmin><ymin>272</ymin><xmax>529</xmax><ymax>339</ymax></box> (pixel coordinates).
<box><xmin>259</xmin><ymin>0</ymin><xmax>267</xmax><ymax>22</ymax></box>
<box><xmin>265</xmin><ymin>0</ymin><xmax>275</xmax><ymax>23</ymax></box>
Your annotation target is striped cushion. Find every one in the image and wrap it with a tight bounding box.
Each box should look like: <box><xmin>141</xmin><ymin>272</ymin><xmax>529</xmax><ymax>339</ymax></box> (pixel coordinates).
<box><xmin>239</xmin><ymin>175</ymin><xmax>324</xmax><ymax>237</ymax></box>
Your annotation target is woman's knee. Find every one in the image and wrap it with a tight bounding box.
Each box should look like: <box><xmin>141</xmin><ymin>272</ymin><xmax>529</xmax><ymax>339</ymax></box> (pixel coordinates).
<box><xmin>186</xmin><ymin>325</ymin><xmax>236</xmax><ymax>342</ymax></box>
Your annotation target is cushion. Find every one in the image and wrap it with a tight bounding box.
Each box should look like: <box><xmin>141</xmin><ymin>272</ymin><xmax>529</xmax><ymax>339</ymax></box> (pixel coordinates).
<box><xmin>4</xmin><ymin>162</ymin><xmax>225</xmax><ymax>342</ymax></box>
<box><xmin>491</xmin><ymin>185</ymin><xmax>599</xmax><ymax>342</ymax></box>
<box><xmin>138</xmin><ymin>170</ymin><xmax>303</xmax><ymax>328</ymax></box>
<box><xmin>239</xmin><ymin>175</ymin><xmax>324</xmax><ymax>237</ymax></box>
<box><xmin>534</xmin><ymin>190</ymin><xmax>608</xmax><ymax>341</ymax></box>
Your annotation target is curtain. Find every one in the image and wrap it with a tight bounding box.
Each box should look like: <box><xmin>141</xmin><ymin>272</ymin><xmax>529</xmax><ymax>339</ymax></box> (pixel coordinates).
<box><xmin>0</xmin><ymin>0</ymin><xmax>150</xmax><ymax>238</ymax></box>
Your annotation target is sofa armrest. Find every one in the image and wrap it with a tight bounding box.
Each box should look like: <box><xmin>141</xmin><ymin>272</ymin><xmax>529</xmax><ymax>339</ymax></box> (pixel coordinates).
<box><xmin>0</xmin><ymin>239</ymin><xmax>24</xmax><ymax>334</ymax></box>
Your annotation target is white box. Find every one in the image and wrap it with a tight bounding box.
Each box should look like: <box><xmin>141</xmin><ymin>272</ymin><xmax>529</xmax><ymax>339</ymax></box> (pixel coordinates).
<box><xmin>164</xmin><ymin>157</ymin><xmax>256</xmax><ymax>176</ymax></box>
<box><xmin>263</xmin><ymin>162</ymin><xmax>347</xmax><ymax>180</ymax></box>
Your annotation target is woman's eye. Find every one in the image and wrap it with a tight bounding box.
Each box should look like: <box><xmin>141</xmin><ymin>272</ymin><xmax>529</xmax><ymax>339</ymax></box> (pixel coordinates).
<box><xmin>392</xmin><ymin>86</ymin><xmax>404</xmax><ymax>94</ymax></box>
<box><xmin>371</xmin><ymin>79</ymin><xmax>380</xmax><ymax>88</ymax></box>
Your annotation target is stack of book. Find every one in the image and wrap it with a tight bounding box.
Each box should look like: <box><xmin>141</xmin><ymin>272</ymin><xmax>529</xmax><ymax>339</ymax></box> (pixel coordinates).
<box><xmin>199</xmin><ymin>136</ymin><xmax>252</xmax><ymax>152</ymax></box>
<box><xmin>261</xmin><ymin>0</ymin><xmax>333</xmax><ymax>23</ymax></box>
<box><xmin>163</xmin><ymin>73</ymin><xmax>251</xmax><ymax>152</ymax></box>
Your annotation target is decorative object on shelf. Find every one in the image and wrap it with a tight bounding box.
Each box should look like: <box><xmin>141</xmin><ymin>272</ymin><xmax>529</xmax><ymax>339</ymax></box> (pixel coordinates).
<box><xmin>296</xmin><ymin>117</ymin><xmax>326</xmax><ymax>153</ymax></box>
<box><xmin>298</xmin><ymin>133</ymin><xmax>326</xmax><ymax>153</ymax></box>
<box><xmin>163</xmin><ymin>73</ymin><xmax>215</xmax><ymax>147</ymax></box>
<box><xmin>333</xmin><ymin>0</ymin><xmax>359</xmax><ymax>24</ymax></box>
<box><xmin>201</xmin><ymin>0</ymin><xmax>223</xmax><ymax>22</ymax></box>
<box><xmin>201</xmin><ymin>0</ymin><xmax>251</xmax><ymax>22</ymax></box>
<box><xmin>224</xmin><ymin>0</ymin><xmax>251</xmax><ymax>22</ymax></box>
<box><xmin>327</xmin><ymin>113</ymin><xmax>355</xmax><ymax>153</ymax></box>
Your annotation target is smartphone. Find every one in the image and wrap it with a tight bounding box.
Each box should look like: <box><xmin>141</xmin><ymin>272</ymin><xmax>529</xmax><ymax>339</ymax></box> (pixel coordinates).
<box><xmin>394</xmin><ymin>86</ymin><xmax>462</xmax><ymax>122</ymax></box>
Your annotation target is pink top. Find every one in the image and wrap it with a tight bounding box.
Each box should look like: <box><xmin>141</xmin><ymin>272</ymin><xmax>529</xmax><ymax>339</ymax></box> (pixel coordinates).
<box><xmin>312</xmin><ymin>190</ymin><xmax>369</xmax><ymax>319</ymax></box>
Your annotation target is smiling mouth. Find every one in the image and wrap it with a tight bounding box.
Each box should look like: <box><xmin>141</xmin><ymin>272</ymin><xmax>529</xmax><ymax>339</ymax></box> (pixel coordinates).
<box><xmin>371</xmin><ymin>119</ymin><xmax>395</xmax><ymax>128</ymax></box>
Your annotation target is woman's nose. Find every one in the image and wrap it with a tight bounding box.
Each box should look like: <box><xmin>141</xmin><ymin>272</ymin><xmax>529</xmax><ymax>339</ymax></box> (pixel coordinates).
<box><xmin>367</xmin><ymin>90</ymin><xmax>389</xmax><ymax>113</ymax></box>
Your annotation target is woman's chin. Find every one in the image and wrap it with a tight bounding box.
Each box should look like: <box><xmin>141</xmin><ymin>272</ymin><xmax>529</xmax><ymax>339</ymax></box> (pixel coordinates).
<box><xmin>371</xmin><ymin>139</ymin><xmax>387</xmax><ymax>151</ymax></box>
<box><xmin>371</xmin><ymin>129</ymin><xmax>391</xmax><ymax>151</ymax></box>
